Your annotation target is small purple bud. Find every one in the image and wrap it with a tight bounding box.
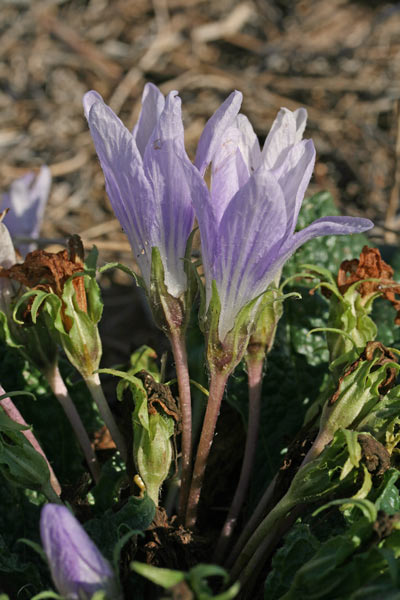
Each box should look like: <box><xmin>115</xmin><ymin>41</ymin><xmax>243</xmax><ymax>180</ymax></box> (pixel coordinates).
<box><xmin>1</xmin><ymin>166</ymin><xmax>51</xmax><ymax>256</ymax></box>
<box><xmin>40</xmin><ymin>504</ymin><xmax>120</xmax><ymax>599</ymax></box>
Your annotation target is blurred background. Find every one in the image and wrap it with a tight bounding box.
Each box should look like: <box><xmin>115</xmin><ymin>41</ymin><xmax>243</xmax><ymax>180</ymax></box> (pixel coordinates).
<box><xmin>1</xmin><ymin>0</ymin><xmax>399</xmax><ymax>362</ymax></box>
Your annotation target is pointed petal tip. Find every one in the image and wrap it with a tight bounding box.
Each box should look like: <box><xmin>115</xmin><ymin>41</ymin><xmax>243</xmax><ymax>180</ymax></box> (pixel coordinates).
<box><xmin>83</xmin><ymin>90</ymin><xmax>104</xmax><ymax>120</ymax></box>
<box><xmin>317</xmin><ymin>215</ymin><xmax>374</xmax><ymax>233</ymax></box>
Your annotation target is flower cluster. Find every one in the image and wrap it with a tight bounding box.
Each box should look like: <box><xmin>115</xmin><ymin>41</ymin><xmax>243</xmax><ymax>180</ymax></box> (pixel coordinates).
<box><xmin>84</xmin><ymin>84</ymin><xmax>372</xmax><ymax>349</ymax></box>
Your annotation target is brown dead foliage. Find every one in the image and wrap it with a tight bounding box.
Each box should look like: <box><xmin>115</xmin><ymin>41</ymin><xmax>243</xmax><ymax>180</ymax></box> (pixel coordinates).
<box><xmin>358</xmin><ymin>433</ymin><xmax>391</xmax><ymax>477</ymax></box>
<box><xmin>0</xmin><ymin>235</ymin><xmax>87</xmax><ymax>331</ymax></box>
<box><xmin>337</xmin><ymin>246</ymin><xmax>400</xmax><ymax>324</ymax></box>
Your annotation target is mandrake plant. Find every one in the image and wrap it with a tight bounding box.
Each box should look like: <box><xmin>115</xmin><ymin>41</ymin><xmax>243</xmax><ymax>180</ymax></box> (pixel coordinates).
<box><xmin>2</xmin><ymin>84</ymin><xmax>400</xmax><ymax>600</ymax></box>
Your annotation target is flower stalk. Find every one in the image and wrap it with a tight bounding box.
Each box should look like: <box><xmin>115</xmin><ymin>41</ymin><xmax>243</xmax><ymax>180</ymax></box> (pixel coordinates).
<box><xmin>44</xmin><ymin>363</ymin><xmax>101</xmax><ymax>483</ymax></box>
<box><xmin>214</xmin><ymin>350</ymin><xmax>264</xmax><ymax>563</ymax></box>
<box><xmin>168</xmin><ymin>329</ymin><xmax>193</xmax><ymax>520</ymax></box>
<box><xmin>185</xmin><ymin>369</ymin><xmax>229</xmax><ymax>529</ymax></box>
<box><xmin>85</xmin><ymin>372</ymin><xmax>127</xmax><ymax>463</ymax></box>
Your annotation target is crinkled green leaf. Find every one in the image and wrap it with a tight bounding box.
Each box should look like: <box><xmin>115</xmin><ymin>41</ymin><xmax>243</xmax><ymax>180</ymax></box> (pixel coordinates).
<box><xmin>264</xmin><ymin>524</ymin><xmax>320</xmax><ymax>600</ymax></box>
<box><xmin>85</xmin><ymin>494</ymin><xmax>155</xmax><ymax>563</ymax></box>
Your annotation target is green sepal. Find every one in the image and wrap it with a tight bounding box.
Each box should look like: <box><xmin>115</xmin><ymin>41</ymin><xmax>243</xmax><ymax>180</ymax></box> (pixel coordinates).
<box><xmin>0</xmin><ymin>310</ymin><xmax>22</xmax><ymax>349</ymax></box>
<box><xmin>16</xmin><ymin>273</ymin><xmax>103</xmax><ymax>378</ymax></box>
<box><xmin>0</xmin><ymin>296</ymin><xmax>57</xmax><ymax>370</ymax></box>
<box><xmin>129</xmin><ymin>345</ymin><xmax>159</xmax><ymax>380</ymax></box>
<box><xmin>84</xmin><ymin>244</ymin><xmax>99</xmax><ymax>277</ymax></box>
<box><xmin>319</xmin><ymin>350</ymin><xmax>400</xmax><ymax>441</ymax></box>
<box><xmin>99</xmin><ymin>261</ymin><xmax>143</xmax><ymax>288</ymax></box>
<box><xmin>246</xmin><ymin>281</ymin><xmax>298</xmax><ymax>360</ymax></box>
<box><xmin>312</xmin><ymin>497</ymin><xmax>378</xmax><ymax>523</ymax></box>
<box><xmin>131</xmin><ymin>562</ymin><xmax>240</xmax><ymax>599</ymax></box>
<box><xmin>357</xmin><ymin>385</ymin><xmax>400</xmax><ymax>450</ymax></box>
<box><xmin>206</xmin><ymin>281</ymin><xmax>300</xmax><ymax>376</ymax></box>
<box><xmin>148</xmin><ymin>246</ymin><xmax>189</xmax><ymax>334</ymax></box>
<box><xmin>148</xmin><ymin>237</ymin><xmax>197</xmax><ymax>334</ymax></box>
<box><xmin>274</xmin><ymin>430</ymin><xmax>365</xmax><ymax>520</ymax></box>
<box><xmin>98</xmin><ymin>367</ymin><xmax>174</xmax><ymax>505</ymax></box>
<box><xmin>133</xmin><ymin>400</ymin><xmax>174</xmax><ymax>505</ymax></box>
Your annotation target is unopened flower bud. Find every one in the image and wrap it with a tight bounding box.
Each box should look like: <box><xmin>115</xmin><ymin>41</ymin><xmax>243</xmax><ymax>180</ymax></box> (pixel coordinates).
<box><xmin>40</xmin><ymin>504</ymin><xmax>120</xmax><ymax>600</ymax></box>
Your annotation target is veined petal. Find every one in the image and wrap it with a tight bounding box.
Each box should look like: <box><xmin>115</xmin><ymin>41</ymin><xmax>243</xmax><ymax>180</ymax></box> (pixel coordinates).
<box><xmin>143</xmin><ymin>92</ymin><xmax>195</xmax><ymax>297</ymax></box>
<box><xmin>85</xmin><ymin>96</ymin><xmax>154</xmax><ymax>287</ymax></box>
<box><xmin>211</xmin><ymin>126</ymin><xmax>244</xmax><ymax>223</ymax></box>
<box><xmin>145</xmin><ymin>90</ymin><xmax>184</xmax><ymax>152</ymax></box>
<box><xmin>195</xmin><ymin>90</ymin><xmax>243</xmax><ymax>176</ymax></box>
<box><xmin>83</xmin><ymin>90</ymin><xmax>104</xmax><ymax>119</ymax></box>
<box><xmin>273</xmin><ymin>139</ymin><xmax>316</xmax><ymax>237</ymax></box>
<box><xmin>132</xmin><ymin>82</ymin><xmax>165</xmax><ymax>158</ymax></box>
<box><xmin>40</xmin><ymin>504</ymin><xmax>118</xmax><ymax>600</ymax></box>
<box><xmin>213</xmin><ymin>169</ymin><xmax>287</xmax><ymax>340</ymax></box>
<box><xmin>294</xmin><ymin>108</ymin><xmax>307</xmax><ymax>141</ymax></box>
<box><xmin>261</xmin><ymin>107</ymin><xmax>307</xmax><ymax>170</ymax></box>
<box><xmin>235</xmin><ymin>113</ymin><xmax>261</xmax><ymax>174</ymax></box>
<box><xmin>187</xmin><ymin>166</ymin><xmax>218</xmax><ymax>305</ymax></box>
<box><xmin>276</xmin><ymin>216</ymin><xmax>375</xmax><ymax>277</ymax></box>
<box><xmin>2</xmin><ymin>166</ymin><xmax>51</xmax><ymax>255</ymax></box>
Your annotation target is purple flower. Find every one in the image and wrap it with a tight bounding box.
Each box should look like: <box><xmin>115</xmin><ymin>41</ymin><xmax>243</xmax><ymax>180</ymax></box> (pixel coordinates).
<box><xmin>191</xmin><ymin>91</ymin><xmax>374</xmax><ymax>340</ymax></box>
<box><xmin>40</xmin><ymin>504</ymin><xmax>119</xmax><ymax>599</ymax></box>
<box><xmin>1</xmin><ymin>166</ymin><xmax>51</xmax><ymax>256</ymax></box>
<box><xmin>83</xmin><ymin>84</ymin><xmax>197</xmax><ymax>299</ymax></box>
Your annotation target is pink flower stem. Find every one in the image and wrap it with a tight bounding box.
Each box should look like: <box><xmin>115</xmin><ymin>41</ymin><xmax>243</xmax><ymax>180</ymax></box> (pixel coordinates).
<box><xmin>44</xmin><ymin>364</ymin><xmax>101</xmax><ymax>483</ymax></box>
<box><xmin>214</xmin><ymin>353</ymin><xmax>264</xmax><ymax>563</ymax></box>
<box><xmin>185</xmin><ymin>369</ymin><xmax>229</xmax><ymax>529</ymax></box>
<box><xmin>84</xmin><ymin>372</ymin><xmax>128</xmax><ymax>463</ymax></box>
<box><xmin>168</xmin><ymin>330</ymin><xmax>193</xmax><ymax>522</ymax></box>
<box><xmin>0</xmin><ymin>388</ymin><xmax>62</xmax><ymax>497</ymax></box>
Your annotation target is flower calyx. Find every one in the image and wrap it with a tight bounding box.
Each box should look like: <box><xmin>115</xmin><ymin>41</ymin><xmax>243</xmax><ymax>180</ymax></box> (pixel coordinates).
<box><xmin>319</xmin><ymin>341</ymin><xmax>400</xmax><ymax>442</ymax></box>
<box><xmin>2</xmin><ymin>237</ymin><xmax>103</xmax><ymax>378</ymax></box>
<box><xmin>0</xmin><ymin>235</ymin><xmax>87</xmax><ymax>332</ymax></box>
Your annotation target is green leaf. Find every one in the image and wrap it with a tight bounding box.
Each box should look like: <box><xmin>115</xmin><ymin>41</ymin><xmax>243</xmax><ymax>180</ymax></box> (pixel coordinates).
<box><xmin>85</xmin><ymin>494</ymin><xmax>155</xmax><ymax>562</ymax></box>
<box><xmin>372</xmin><ymin>469</ymin><xmax>400</xmax><ymax>515</ymax></box>
<box><xmin>264</xmin><ymin>524</ymin><xmax>320</xmax><ymax>600</ymax></box>
<box><xmin>84</xmin><ymin>245</ymin><xmax>99</xmax><ymax>276</ymax></box>
<box><xmin>129</xmin><ymin>345</ymin><xmax>160</xmax><ymax>380</ymax></box>
<box><xmin>131</xmin><ymin>561</ymin><xmax>185</xmax><ymax>588</ymax></box>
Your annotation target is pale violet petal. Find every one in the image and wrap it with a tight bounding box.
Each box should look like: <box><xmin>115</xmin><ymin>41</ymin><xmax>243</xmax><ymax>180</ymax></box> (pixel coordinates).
<box><xmin>273</xmin><ymin>139</ymin><xmax>316</xmax><ymax>237</ymax></box>
<box><xmin>144</xmin><ymin>138</ymin><xmax>195</xmax><ymax>297</ymax></box>
<box><xmin>40</xmin><ymin>504</ymin><xmax>117</xmax><ymax>600</ymax></box>
<box><xmin>2</xmin><ymin>166</ymin><xmax>51</xmax><ymax>255</ymax></box>
<box><xmin>145</xmin><ymin>90</ymin><xmax>184</xmax><ymax>151</ymax></box>
<box><xmin>143</xmin><ymin>93</ymin><xmax>195</xmax><ymax>296</ymax></box>
<box><xmin>261</xmin><ymin>108</ymin><xmax>301</xmax><ymax>170</ymax></box>
<box><xmin>132</xmin><ymin>83</ymin><xmax>165</xmax><ymax>158</ymax></box>
<box><xmin>86</xmin><ymin>98</ymin><xmax>154</xmax><ymax>287</ymax></box>
<box><xmin>83</xmin><ymin>90</ymin><xmax>104</xmax><ymax>120</ymax></box>
<box><xmin>235</xmin><ymin>113</ymin><xmax>261</xmax><ymax>173</ymax></box>
<box><xmin>0</xmin><ymin>223</ymin><xmax>16</xmax><ymax>267</ymax></box>
<box><xmin>195</xmin><ymin>90</ymin><xmax>243</xmax><ymax>176</ymax></box>
<box><xmin>294</xmin><ymin>108</ymin><xmax>307</xmax><ymax>142</ymax></box>
<box><xmin>276</xmin><ymin>216</ymin><xmax>375</xmax><ymax>275</ymax></box>
<box><xmin>214</xmin><ymin>169</ymin><xmax>287</xmax><ymax>340</ymax></box>
<box><xmin>210</xmin><ymin>126</ymin><xmax>243</xmax><ymax>223</ymax></box>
